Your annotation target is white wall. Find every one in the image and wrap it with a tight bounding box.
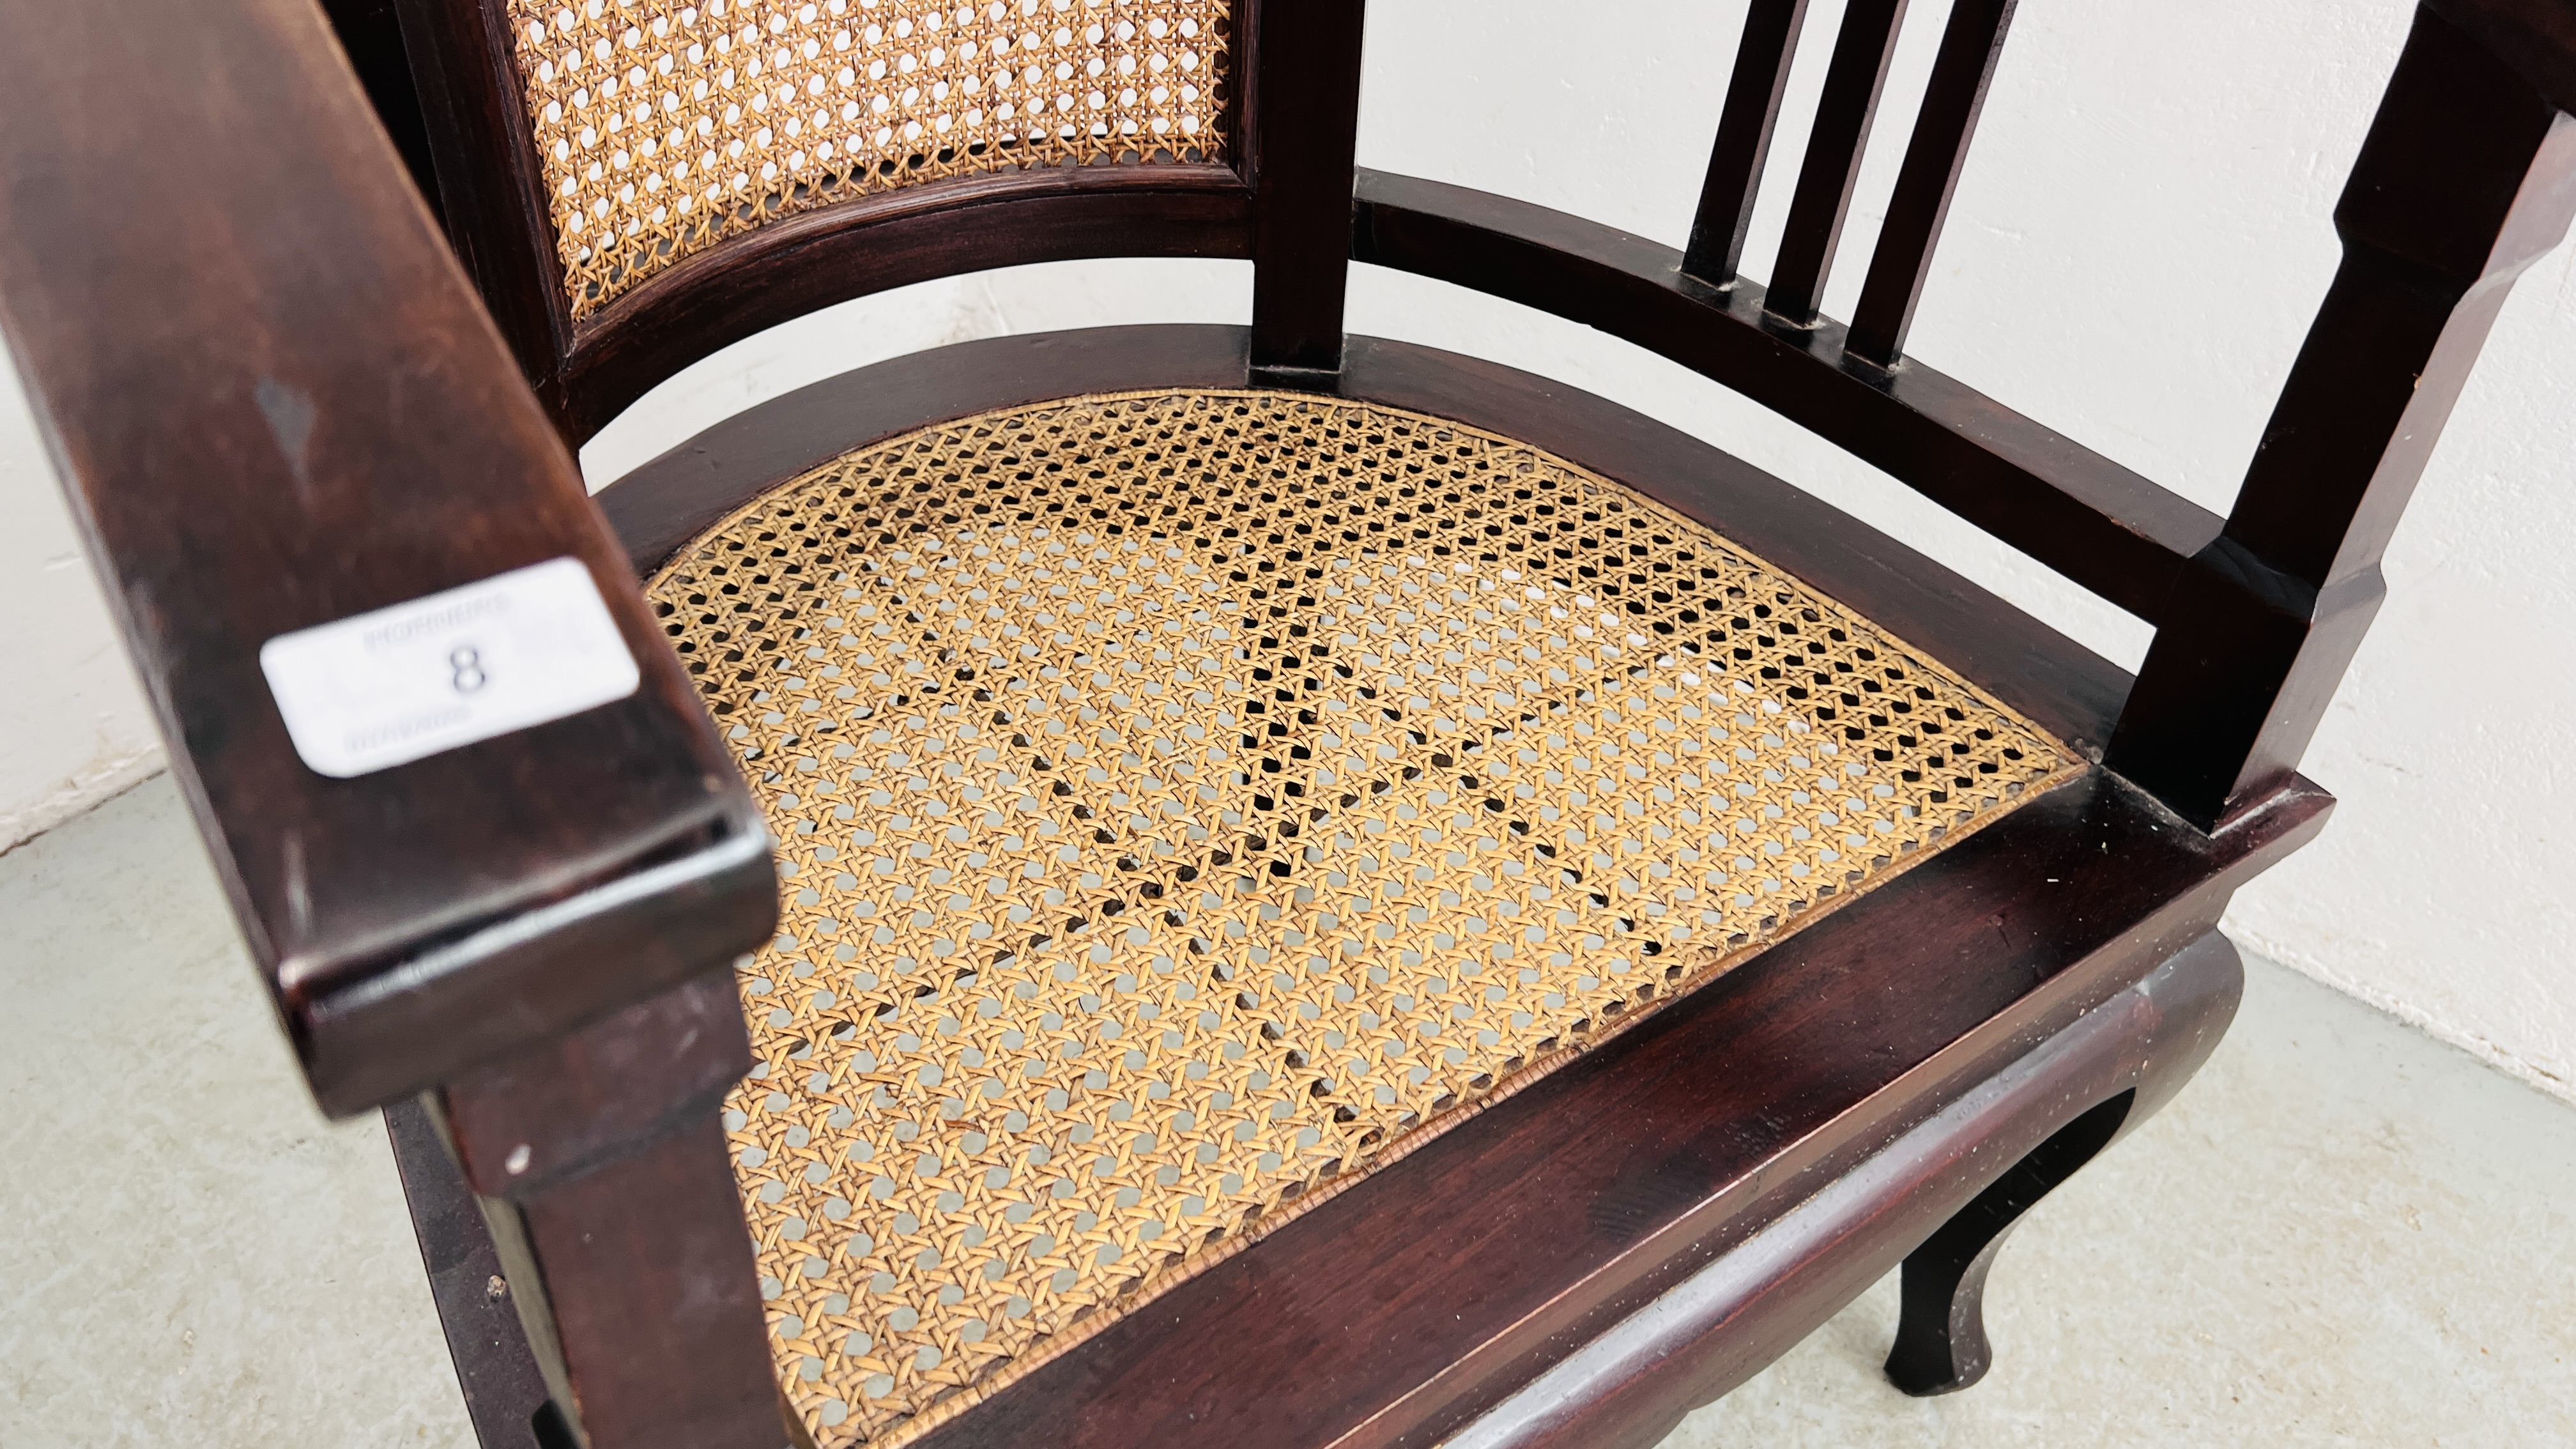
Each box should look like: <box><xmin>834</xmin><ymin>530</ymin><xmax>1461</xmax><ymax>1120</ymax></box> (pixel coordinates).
<box><xmin>6</xmin><ymin>0</ymin><xmax>2570</xmax><ymax>1099</ymax></box>
<box><xmin>0</xmin><ymin>356</ymin><xmax>164</xmax><ymax>849</ymax></box>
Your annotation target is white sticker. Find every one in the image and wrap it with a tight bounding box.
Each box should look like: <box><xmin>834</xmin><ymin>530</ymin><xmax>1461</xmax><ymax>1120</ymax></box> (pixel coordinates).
<box><xmin>259</xmin><ymin>557</ymin><xmax>641</xmax><ymax>779</ymax></box>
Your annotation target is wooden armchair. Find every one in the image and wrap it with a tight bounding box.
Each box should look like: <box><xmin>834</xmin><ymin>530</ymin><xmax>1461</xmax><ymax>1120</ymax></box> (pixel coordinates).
<box><xmin>5</xmin><ymin>1</ymin><xmax>2568</xmax><ymax>1446</ymax></box>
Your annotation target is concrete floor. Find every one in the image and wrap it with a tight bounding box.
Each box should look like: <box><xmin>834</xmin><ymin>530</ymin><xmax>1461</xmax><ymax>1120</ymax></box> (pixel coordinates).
<box><xmin>4</xmin><ymin>777</ymin><xmax>2572</xmax><ymax>1448</ymax></box>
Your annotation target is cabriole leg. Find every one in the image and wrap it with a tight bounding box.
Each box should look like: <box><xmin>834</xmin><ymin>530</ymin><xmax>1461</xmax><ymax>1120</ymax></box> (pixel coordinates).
<box><xmin>1883</xmin><ymin>1089</ymin><xmax>2134</xmax><ymax>1396</ymax></box>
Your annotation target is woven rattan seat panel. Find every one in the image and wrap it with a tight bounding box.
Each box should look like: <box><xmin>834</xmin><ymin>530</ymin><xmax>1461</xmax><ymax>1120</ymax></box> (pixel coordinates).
<box><xmin>503</xmin><ymin>0</ymin><xmax>1232</xmax><ymax>316</ymax></box>
<box><xmin>645</xmin><ymin>389</ymin><xmax>2081</xmax><ymax>1446</ymax></box>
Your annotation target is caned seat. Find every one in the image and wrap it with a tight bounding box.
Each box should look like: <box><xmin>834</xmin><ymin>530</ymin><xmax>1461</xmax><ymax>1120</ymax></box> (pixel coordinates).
<box><xmin>15</xmin><ymin>0</ymin><xmax>2567</xmax><ymax>1445</ymax></box>
<box><xmin>656</xmin><ymin>388</ymin><xmax>2074</xmax><ymax>1443</ymax></box>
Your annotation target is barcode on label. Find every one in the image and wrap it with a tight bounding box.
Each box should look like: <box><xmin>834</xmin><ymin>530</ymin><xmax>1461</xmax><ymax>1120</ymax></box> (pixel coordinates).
<box><xmin>259</xmin><ymin>557</ymin><xmax>641</xmax><ymax>779</ymax></box>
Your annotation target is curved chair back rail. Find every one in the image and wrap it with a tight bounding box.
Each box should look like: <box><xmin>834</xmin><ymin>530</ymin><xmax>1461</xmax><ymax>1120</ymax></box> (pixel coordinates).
<box><xmin>343</xmin><ymin>0</ymin><xmax>2576</xmax><ymax>832</ymax></box>
<box><xmin>350</xmin><ymin>0</ymin><xmax>1358</xmax><ymax>434</ymax></box>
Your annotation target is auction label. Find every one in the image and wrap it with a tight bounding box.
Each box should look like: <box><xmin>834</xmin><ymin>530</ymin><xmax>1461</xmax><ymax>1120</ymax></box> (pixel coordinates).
<box><xmin>259</xmin><ymin>557</ymin><xmax>640</xmax><ymax>778</ymax></box>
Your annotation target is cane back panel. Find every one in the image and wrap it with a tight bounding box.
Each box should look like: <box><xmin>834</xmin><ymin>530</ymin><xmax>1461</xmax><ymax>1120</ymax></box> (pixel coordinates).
<box><xmin>502</xmin><ymin>0</ymin><xmax>1236</xmax><ymax>317</ymax></box>
<box><xmin>644</xmin><ymin>388</ymin><xmax>2082</xmax><ymax>1445</ymax></box>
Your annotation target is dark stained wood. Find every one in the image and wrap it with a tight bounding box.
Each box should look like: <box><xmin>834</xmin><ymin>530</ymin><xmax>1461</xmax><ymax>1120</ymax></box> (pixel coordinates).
<box><xmin>13</xmin><ymin>3</ymin><xmax>776</xmax><ymax>1440</ymax></box>
<box><xmin>907</xmin><ymin>772</ymin><xmax>2325</xmax><ymax>1449</ymax></box>
<box><xmin>1246</xmin><ymin>0</ymin><xmax>1368</xmax><ymax>382</ymax></box>
<box><xmin>319</xmin><ymin>0</ymin><xmax>447</xmax><ymax>225</ymax></box>
<box><xmin>378</xmin><ymin>972</ymin><xmax>788</xmax><ymax>1449</ymax></box>
<box><xmin>2432</xmin><ymin>0</ymin><xmax>2576</xmax><ymax>116</ymax></box>
<box><xmin>1882</xmin><ymin>1087</ymin><xmax>2130</xmax><ymax>1396</ymax></box>
<box><xmin>299</xmin><ymin>825</ymin><xmax>774</xmax><ymax>1116</ymax></box>
<box><xmin>0</xmin><ymin>0</ymin><xmax>777</xmax><ymax>1117</ymax></box>
<box><xmin>598</xmin><ymin>324</ymin><xmax>2131</xmax><ymax>755</ymax></box>
<box><xmin>440</xmin><ymin>970</ymin><xmax>776</xmax><ymax>1449</ymax></box>
<box><xmin>1845</xmin><ymin>0</ymin><xmax>2021</xmax><ymax>367</ymax></box>
<box><xmin>2106</xmin><ymin>6</ymin><xmax>2576</xmax><ymax>827</ymax></box>
<box><xmin>438</xmin><ymin>969</ymin><xmax>751</xmax><ymax>1194</ymax></box>
<box><xmin>477</xmin><ymin>1115</ymin><xmax>779</xmax><ymax>1449</ymax></box>
<box><xmin>387</xmin><ymin>1100</ymin><xmax>560</xmax><ymax>1449</ymax></box>
<box><xmin>561</xmin><ymin>167</ymin><xmax>1254</xmax><ymax>441</ymax></box>
<box><xmin>1445</xmin><ymin>933</ymin><xmax>2241</xmax><ymax>1449</ymax></box>
<box><xmin>1682</xmin><ymin>0</ymin><xmax>1813</xmax><ymax>287</ymax></box>
<box><xmin>1352</xmin><ymin>169</ymin><xmax>2220</xmax><ymax>622</ymax></box>
<box><xmin>389</xmin><ymin>0</ymin><xmax>575</xmax><ymax>416</ymax></box>
<box><xmin>1763</xmin><ymin>0</ymin><xmax>1911</xmax><ymax>327</ymax></box>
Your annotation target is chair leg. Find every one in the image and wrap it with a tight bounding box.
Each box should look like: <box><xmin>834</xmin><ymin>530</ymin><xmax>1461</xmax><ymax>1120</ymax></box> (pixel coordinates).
<box><xmin>435</xmin><ymin>969</ymin><xmax>783</xmax><ymax>1449</ymax></box>
<box><xmin>1883</xmin><ymin>1089</ymin><xmax>2134</xmax><ymax>1396</ymax></box>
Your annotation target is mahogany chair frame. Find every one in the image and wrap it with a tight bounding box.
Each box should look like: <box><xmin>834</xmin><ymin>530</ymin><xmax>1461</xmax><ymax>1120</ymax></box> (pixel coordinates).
<box><xmin>3</xmin><ymin>1</ymin><xmax>2569</xmax><ymax>1446</ymax></box>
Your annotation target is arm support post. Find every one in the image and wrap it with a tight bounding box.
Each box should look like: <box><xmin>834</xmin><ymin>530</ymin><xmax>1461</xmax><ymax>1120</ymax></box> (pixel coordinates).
<box><xmin>2107</xmin><ymin>4</ymin><xmax>2576</xmax><ymax>827</ymax></box>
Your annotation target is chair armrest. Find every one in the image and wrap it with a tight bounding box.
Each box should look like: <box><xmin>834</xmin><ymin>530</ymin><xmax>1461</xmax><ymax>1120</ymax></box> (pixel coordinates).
<box><xmin>0</xmin><ymin>0</ymin><xmax>777</xmax><ymax>1115</ymax></box>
